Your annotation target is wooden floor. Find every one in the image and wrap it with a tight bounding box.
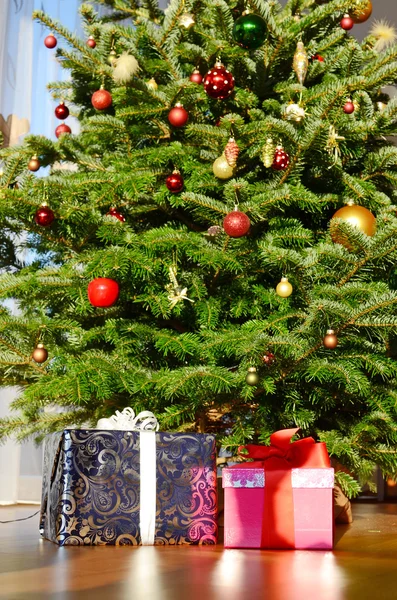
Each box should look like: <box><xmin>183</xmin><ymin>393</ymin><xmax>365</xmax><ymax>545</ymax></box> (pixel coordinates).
<box><xmin>1</xmin><ymin>504</ymin><xmax>397</xmax><ymax>600</ymax></box>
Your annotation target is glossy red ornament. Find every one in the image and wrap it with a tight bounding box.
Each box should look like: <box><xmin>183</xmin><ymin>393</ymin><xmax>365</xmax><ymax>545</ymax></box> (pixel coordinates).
<box><xmin>91</xmin><ymin>88</ymin><xmax>112</xmax><ymax>110</ymax></box>
<box><xmin>87</xmin><ymin>278</ymin><xmax>120</xmax><ymax>308</ymax></box>
<box><xmin>44</xmin><ymin>34</ymin><xmax>57</xmax><ymax>49</ymax></box>
<box><xmin>203</xmin><ymin>62</ymin><xmax>235</xmax><ymax>100</ymax></box>
<box><xmin>189</xmin><ymin>69</ymin><xmax>203</xmax><ymax>84</ymax></box>
<box><xmin>223</xmin><ymin>208</ymin><xmax>250</xmax><ymax>238</ymax></box>
<box><xmin>343</xmin><ymin>101</ymin><xmax>355</xmax><ymax>114</ymax></box>
<box><xmin>54</xmin><ymin>102</ymin><xmax>69</xmax><ymax>120</ymax></box>
<box><xmin>55</xmin><ymin>123</ymin><xmax>71</xmax><ymax>138</ymax></box>
<box><xmin>35</xmin><ymin>205</ymin><xmax>55</xmax><ymax>227</ymax></box>
<box><xmin>168</xmin><ymin>104</ymin><xmax>189</xmax><ymax>127</ymax></box>
<box><xmin>107</xmin><ymin>208</ymin><xmax>125</xmax><ymax>222</ymax></box>
<box><xmin>166</xmin><ymin>170</ymin><xmax>184</xmax><ymax>193</ymax></box>
<box><xmin>272</xmin><ymin>146</ymin><xmax>290</xmax><ymax>170</ymax></box>
<box><xmin>340</xmin><ymin>15</ymin><xmax>354</xmax><ymax>30</ymax></box>
<box><xmin>86</xmin><ymin>36</ymin><xmax>96</xmax><ymax>48</ymax></box>
<box><xmin>310</xmin><ymin>54</ymin><xmax>324</xmax><ymax>62</ymax></box>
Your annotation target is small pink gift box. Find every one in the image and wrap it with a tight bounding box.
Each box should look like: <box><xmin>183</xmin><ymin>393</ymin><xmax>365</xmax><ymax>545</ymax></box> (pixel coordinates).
<box><xmin>222</xmin><ymin>429</ymin><xmax>334</xmax><ymax>550</ymax></box>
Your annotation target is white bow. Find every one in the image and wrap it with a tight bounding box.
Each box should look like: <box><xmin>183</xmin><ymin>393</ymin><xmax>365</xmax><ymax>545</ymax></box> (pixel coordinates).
<box><xmin>96</xmin><ymin>407</ymin><xmax>159</xmax><ymax>431</ymax></box>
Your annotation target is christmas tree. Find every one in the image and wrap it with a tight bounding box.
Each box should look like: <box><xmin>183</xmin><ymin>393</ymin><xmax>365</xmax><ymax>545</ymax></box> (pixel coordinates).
<box><xmin>1</xmin><ymin>0</ymin><xmax>397</xmax><ymax>497</ymax></box>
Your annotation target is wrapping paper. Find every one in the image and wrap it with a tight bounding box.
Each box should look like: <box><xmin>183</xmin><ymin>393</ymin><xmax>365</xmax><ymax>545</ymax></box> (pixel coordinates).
<box><xmin>40</xmin><ymin>429</ymin><xmax>217</xmax><ymax>546</ymax></box>
<box><xmin>222</xmin><ymin>428</ymin><xmax>334</xmax><ymax>549</ymax></box>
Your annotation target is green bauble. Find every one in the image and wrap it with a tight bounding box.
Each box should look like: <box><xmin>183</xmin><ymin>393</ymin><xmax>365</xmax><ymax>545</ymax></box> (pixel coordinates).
<box><xmin>232</xmin><ymin>13</ymin><xmax>267</xmax><ymax>50</ymax></box>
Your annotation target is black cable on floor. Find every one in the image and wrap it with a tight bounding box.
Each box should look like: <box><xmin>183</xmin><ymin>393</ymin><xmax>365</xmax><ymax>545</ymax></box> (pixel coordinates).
<box><xmin>0</xmin><ymin>509</ymin><xmax>40</xmax><ymax>523</ymax></box>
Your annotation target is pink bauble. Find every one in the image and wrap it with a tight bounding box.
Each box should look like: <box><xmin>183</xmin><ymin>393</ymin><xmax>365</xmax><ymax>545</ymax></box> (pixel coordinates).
<box><xmin>44</xmin><ymin>35</ymin><xmax>57</xmax><ymax>49</ymax></box>
<box><xmin>340</xmin><ymin>15</ymin><xmax>354</xmax><ymax>30</ymax></box>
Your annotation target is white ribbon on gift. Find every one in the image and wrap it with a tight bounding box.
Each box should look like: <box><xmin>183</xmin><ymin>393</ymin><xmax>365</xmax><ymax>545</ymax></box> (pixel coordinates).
<box><xmin>96</xmin><ymin>407</ymin><xmax>159</xmax><ymax>545</ymax></box>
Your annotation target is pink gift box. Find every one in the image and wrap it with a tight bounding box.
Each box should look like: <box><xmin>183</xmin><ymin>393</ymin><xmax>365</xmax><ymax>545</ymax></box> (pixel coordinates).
<box><xmin>222</xmin><ymin>467</ymin><xmax>334</xmax><ymax>549</ymax></box>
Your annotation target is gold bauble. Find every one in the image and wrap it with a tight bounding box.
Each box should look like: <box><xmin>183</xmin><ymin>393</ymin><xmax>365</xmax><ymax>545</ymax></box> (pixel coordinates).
<box><xmin>276</xmin><ymin>277</ymin><xmax>293</xmax><ymax>298</ymax></box>
<box><xmin>147</xmin><ymin>78</ymin><xmax>158</xmax><ymax>91</ymax></box>
<box><xmin>213</xmin><ymin>154</ymin><xmax>234</xmax><ymax>179</ymax></box>
<box><xmin>351</xmin><ymin>0</ymin><xmax>372</xmax><ymax>24</ymax></box>
<box><xmin>108</xmin><ymin>50</ymin><xmax>117</xmax><ymax>66</ymax></box>
<box><xmin>32</xmin><ymin>343</ymin><xmax>48</xmax><ymax>364</ymax></box>
<box><xmin>246</xmin><ymin>367</ymin><xmax>259</xmax><ymax>386</ymax></box>
<box><xmin>330</xmin><ymin>202</ymin><xmax>376</xmax><ymax>248</ymax></box>
<box><xmin>323</xmin><ymin>329</ymin><xmax>338</xmax><ymax>349</ymax></box>
<box><xmin>28</xmin><ymin>156</ymin><xmax>40</xmax><ymax>172</ymax></box>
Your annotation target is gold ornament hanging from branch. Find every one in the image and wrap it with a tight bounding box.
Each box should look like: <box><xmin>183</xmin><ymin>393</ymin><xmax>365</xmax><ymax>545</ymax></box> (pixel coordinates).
<box><xmin>224</xmin><ymin>138</ymin><xmax>240</xmax><ymax>167</ymax></box>
<box><xmin>293</xmin><ymin>41</ymin><xmax>308</xmax><ymax>85</ymax></box>
<box><xmin>326</xmin><ymin>125</ymin><xmax>345</xmax><ymax>166</ymax></box>
<box><xmin>261</xmin><ymin>138</ymin><xmax>275</xmax><ymax>168</ymax></box>
<box><xmin>330</xmin><ymin>200</ymin><xmax>376</xmax><ymax>249</ymax></box>
<box><xmin>285</xmin><ymin>102</ymin><xmax>306</xmax><ymax>122</ymax></box>
<box><xmin>165</xmin><ymin>266</ymin><xmax>194</xmax><ymax>309</ymax></box>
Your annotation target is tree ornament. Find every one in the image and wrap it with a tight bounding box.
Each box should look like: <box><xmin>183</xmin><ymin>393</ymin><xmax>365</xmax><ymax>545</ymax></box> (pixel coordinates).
<box><xmin>35</xmin><ymin>205</ymin><xmax>55</xmax><ymax>227</ymax></box>
<box><xmin>341</xmin><ymin>15</ymin><xmax>354</xmax><ymax>31</ymax></box>
<box><xmin>112</xmin><ymin>53</ymin><xmax>139</xmax><ymax>84</ymax></box>
<box><xmin>223</xmin><ymin>207</ymin><xmax>250</xmax><ymax>238</ymax></box>
<box><xmin>213</xmin><ymin>154</ymin><xmax>234</xmax><ymax>179</ymax></box>
<box><xmin>330</xmin><ymin>201</ymin><xmax>376</xmax><ymax>247</ymax></box>
<box><xmin>179</xmin><ymin>13</ymin><xmax>195</xmax><ymax>28</ymax></box>
<box><xmin>55</xmin><ymin>123</ymin><xmax>71</xmax><ymax>138</ymax></box>
<box><xmin>166</xmin><ymin>170</ymin><xmax>184</xmax><ymax>193</ymax></box>
<box><xmin>246</xmin><ymin>367</ymin><xmax>259</xmax><ymax>386</ymax></box>
<box><xmin>168</xmin><ymin>103</ymin><xmax>189</xmax><ymax>127</ymax></box>
<box><xmin>28</xmin><ymin>156</ymin><xmax>40</xmax><ymax>172</ymax></box>
<box><xmin>54</xmin><ymin>102</ymin><xmax>69</xmax><ymax>120</ymax></box>
<box><xmin>147</xmin><ymin>78</ymin><xmax>158</xmax><ymax>91</ymax></box>
<box><xmin>293</xmin><ymin>41</ymin><xmax>309</xmax><ymax>85</ymax></box>
<box><xmin>86</xmin><ymin>36</ymin><xmax>96</xmax><ymax>48</ymax></box>
<box><xmin>276</xmin><ymin>277</ymin><xmax>293</xmax><ymax>298</ymax></box>
<box><xmin>343</xmin><ymin>100</ymin><xmax>355</xmax><ymax>114</ymax></box>
<box><xmin>107</xmin><ymin>207</ymin><xmax>125</xmax><ymax>222</ymax></box>
<box><xmin>44</xmin><ymin>34</ymin><xmax>57</xmax><ymax>49</ymax></box>
<box><xmin>32</xmin><ymin>343</ymin><xmax>48</xmax><ymax>364</ymax></box>
<box><xmin>224</xmin><ymin>138</ymin><xmax>240</xmax><ymax>167</ymax></box>
<box><xmin>108</xmin><ymin>49</ymin><xmax>117</xmax><ymax>66</ymax></box>
<box><xmin>323</xmin><ymin>329</ymin><xmax>338</xmax><ymax>349</ymax></box>
<box><xmin>326</xmin><ymin>125</ymin><xmax>345</xmax><ymax>165</ymax></box>
<box><xmin>166</xmin><ymin>266</ymin><xmax>194</xmax><ymax>309</ymax></box>
<box><xmin>369</xmin><ymin>20</ymin><xmax>397</xmax><ymax>52</ymax></box>
<box><xmin>232</xmin><ymin>11</ymin><xmax>267</xmax><ymax>50</ymax></box>
<box><xmin>285</xmin><ymin>103</ymin><xmax>306</xmax><ymax>122</ymax></box>
<box><xmin>189</xmin><ymin>69</ymin><xmax>203</xmax><ymax>84</ymax></box>
<box><xmin>261</xmin><ymin>351</ymin><xmax>276</xmax><ymax>366</ymax></box>
<box><xmin>203</xmin><ymin>61</ymin><xmax>235</xmax><ymax>100</ymax></box>
<box><xmin>309</xmin><ymin>54</ymin><xmax>324</xmax><ymax>63</ymax></box>
<box><xmin>207</xmin><ymin>225</ymin><xmax>223</xmax><ymax>236</ymax></box>
<box><xmin>87</xmin><ymin>278</ymin><xmax>120</xmax><ymax>308</ymax></box>
<box><xmin>92</xmin><ymin>88</ymin><xmax>112</xmax><ymax>110</ymax></box>
<box><xmin>351</xmin><ymin>0</ymin><xmax>372</xmax><ymax>24</ymax></box>
<box><xmin>272</xmin><ymin>145</ymin><xmax>290</xmax><ymax>170</ymax></box>
<box><xmin>377</xmin><ymin>101</ymin><xmax>387</xmax><ymax>112</ymax></box>
<box><xmin>261</xmin><ymin>138</ymin><xmax>275</xmax><ymax>168</ymax></box>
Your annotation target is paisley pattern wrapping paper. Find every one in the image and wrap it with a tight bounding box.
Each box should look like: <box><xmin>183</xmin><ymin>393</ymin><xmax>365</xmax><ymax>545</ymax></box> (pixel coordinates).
<box><xmin>40</xmin><ymin>430</ymin><xmax>217</xmax><ymax>546</ymax></box>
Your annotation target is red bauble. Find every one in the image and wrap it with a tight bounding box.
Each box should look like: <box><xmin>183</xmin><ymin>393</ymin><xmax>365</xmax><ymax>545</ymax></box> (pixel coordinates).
<box><xmin>55</xmin><ymin>103</ymin><xmax>70</xmax><ymax>120</ymax></box>
<box><xmin>166</xmin><ymin>170</ymin><xmax>184</xmax><ymax>193</ymax></box>
<box><xmin>168</xmin><ymin>104</ymin><xmax>189</xmax><ymax>127</ymax></box>
<box><xmin>107</xmin><ymin>207</ymin><xmax>126</xmax><ymax>222</ymax></box>
<box><xmin>86</xmin><ymin>36</ymin><xmax>96</xmax><ymax>48</ymax></box>
<box><xmin>189</xmin><ymin>69</ymin><xmax>203</xmax><ymax>84</ymax></box>
<box><xmin>91</xmin><ymin>89</ymin><xmax>112</xmax><ymax>110</ymax></box>
<box><xmin>343</xmin><ymin>101</ymin><xmax>355</xmax><ymax>114</ymax></box>
<box><xmin>223</xmin><ymin>209</ymin><xmax>250</xmax><ymax>238</ymax></box>
<box><xmin>55</xmin><ymin>123</ymin><xmax>71</xmax><ymax>138</ymax></box>
<box><xmin>44</xmin><ymin>34</ymin><xmax>57</xmax><ymax>49</ymax></box>
<box><xmin>272</xmin><ymin>146</ymin><xmax>290</xmax><ymax>170</ymax></box>
<box><xmin>261</xmin><ymin>351</ymin><xmax>276</xmax><ymax>365</ymax></box>
<box><xmin>35</xmin><ymin>205</ymin><xmax>55</xmax><ymax>227</ymax></box>
<box><xmin>87</xmin><ymin>278</ymin><xmax>120</xmax><ymax>308</ymax></box>
<box><xmin>340</xmin><ymin>15</ymin><xmax>354</xmax><ymax>30</ymax></box>
<box><xmin>203</xmin><ymin>62</ymin><xmax>235</xmax><ymax>100</ymax></box>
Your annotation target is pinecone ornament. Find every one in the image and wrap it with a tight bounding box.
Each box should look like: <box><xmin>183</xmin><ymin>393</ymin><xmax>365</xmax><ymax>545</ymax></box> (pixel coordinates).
<box><xmin>224</xmin><ymin>138</ymin><xmax>240</xmax><ymax>167</ymax></box>
<box><xmin>261</xmin><ymin>138</ymin><xmax>275</xmax><ymax>168</ymax></box>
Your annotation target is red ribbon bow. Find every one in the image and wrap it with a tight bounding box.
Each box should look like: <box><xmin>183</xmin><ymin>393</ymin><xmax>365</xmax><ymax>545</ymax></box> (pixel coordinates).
<box><xmin>232</xmin><ymin>428</ymin><xmax>330</xmax><ymax>548</ymax></box>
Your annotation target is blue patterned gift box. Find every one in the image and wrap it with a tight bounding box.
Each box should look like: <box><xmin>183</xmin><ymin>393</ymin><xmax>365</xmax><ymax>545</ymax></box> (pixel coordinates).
<box><xmin>40</xmin><ymin>429</ymin><xmax>218</xmax><ymax>546</ymax></box>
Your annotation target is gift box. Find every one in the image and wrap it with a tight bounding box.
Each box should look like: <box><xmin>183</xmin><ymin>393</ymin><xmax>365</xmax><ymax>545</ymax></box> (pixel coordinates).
<box><xmin>222</xmin><ymin>428</ymin><xmax>334</xmax><ymax>549</ymax></box>
<box><xmin>40</xmin><ymin>410</ymin><xmax>217</xmax><ymax>546</ymax></box>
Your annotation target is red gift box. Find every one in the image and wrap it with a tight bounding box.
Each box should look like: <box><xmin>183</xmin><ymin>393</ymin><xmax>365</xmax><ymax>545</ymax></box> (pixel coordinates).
<box><xmin>222</xmin><ymin>428</ymin><xmax>334</xmax><ymax>549</ymax></box>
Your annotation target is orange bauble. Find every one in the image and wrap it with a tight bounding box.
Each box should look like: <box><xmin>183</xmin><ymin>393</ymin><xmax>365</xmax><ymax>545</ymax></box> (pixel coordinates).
<box><xmin>351</xmin><ymin>0</ymin><xmax>372</xmax><ymax>24</ymax></box>
<box><xmin>330</xmin><ymin>202</ymin><xmax>376</xmax><ymax>249</ymax></box>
